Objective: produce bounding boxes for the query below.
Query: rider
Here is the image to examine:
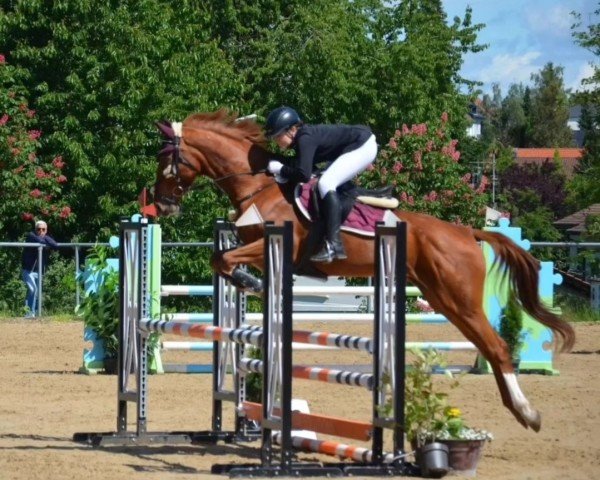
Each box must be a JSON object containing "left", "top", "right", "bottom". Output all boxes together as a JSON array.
[{"left": 264, "top": 106, "right": 378, "bottom": 263}]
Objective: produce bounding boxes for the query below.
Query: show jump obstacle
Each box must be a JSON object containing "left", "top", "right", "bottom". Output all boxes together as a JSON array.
[{"left": 74, "top": 219, "right": 417, "bottom": 477}]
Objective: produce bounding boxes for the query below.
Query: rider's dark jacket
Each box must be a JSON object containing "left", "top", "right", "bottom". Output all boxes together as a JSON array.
[{"left": 279, "top": 124, "right": 372, "bottom": 184}]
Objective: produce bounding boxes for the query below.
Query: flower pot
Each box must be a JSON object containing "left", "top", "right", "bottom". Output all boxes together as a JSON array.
[
  {"left": 436, "top": 439, "right": 484, "bottom": 477},
  {"left": 416, "top": 442, "right": 450, "bottom": 478},
  {"left": 103, "top": 355, "right": 118, "bottom": 375}
]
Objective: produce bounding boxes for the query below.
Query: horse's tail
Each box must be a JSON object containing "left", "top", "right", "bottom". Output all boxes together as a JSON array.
[{"left": 473, "top": 229, "right": 575, "bottom": 353}]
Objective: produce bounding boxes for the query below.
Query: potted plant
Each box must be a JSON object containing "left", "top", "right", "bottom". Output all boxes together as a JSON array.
[
  {"left": 77, "top": 245, "right": 159, "bottom": 373},
  {"left": 499, "top": 294, "right": 524, "bottom": 371},
  {"left": 404, "top": 349, "right": 493, "bottom": 477}
]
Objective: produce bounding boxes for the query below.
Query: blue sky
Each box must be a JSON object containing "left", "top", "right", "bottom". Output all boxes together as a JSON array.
[{"left": 442, "top": 0, "right": 597, "bottom": 95}]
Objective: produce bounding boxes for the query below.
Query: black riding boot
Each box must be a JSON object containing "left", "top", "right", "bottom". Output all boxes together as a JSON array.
[{"left": 310, "top": 191, "right": 347, "bottom": 263}]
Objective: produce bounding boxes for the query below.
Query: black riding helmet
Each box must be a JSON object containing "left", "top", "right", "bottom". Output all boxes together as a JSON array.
[{"left": 264, "top": 106, "right": 301, "bottom": 138}]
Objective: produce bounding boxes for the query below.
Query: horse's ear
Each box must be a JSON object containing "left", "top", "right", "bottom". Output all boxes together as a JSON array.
[{"left": 156, "top": 121, "right": 174, "bottom": 140}]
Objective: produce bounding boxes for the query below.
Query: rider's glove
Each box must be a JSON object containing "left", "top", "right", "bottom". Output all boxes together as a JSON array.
[{"left": 267, "top": 160, "right": 284, "bottom": 175}]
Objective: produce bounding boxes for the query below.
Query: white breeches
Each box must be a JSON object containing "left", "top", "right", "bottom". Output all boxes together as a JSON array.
[{"left": 318, "top": 134, "right": 377, "bottom": 198}]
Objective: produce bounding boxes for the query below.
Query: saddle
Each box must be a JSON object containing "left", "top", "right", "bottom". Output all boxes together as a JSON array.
[{"left": 294, "top": 178, "right": 399, "bottom": 237}]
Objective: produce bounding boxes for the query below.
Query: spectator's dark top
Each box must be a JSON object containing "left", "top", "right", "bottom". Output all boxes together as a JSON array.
[
  {"left": 21, "top": 231, "right": 59, "bottom": 271},
  {"left": 280, "top": 124, "right": 372, "bottom": 184}
]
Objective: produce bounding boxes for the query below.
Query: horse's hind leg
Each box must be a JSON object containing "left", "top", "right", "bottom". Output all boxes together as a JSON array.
[{"left": 420, "top": 286, "right": 542, "bottom": 431}]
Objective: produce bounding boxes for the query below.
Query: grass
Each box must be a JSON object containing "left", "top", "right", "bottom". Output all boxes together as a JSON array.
[{"left": 558, "top": 302, "right": 600, "bottom": 323}]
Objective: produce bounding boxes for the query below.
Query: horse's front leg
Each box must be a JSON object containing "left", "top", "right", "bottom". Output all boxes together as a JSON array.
[{"left": 211, "top": 238, "right": 265, "bottom": 293}]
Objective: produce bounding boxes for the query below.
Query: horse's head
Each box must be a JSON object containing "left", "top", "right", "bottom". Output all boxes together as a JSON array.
[
  {"left": 152, "top": 120, "right": 201, "bottom": 216},
  {"left": 151, "top": 110, "right": 275, "bottom": 216}
]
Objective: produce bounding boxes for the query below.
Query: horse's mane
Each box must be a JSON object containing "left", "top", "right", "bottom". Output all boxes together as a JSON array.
[{"left": 185, "top": 109, "right": 267, "bottom": 146}]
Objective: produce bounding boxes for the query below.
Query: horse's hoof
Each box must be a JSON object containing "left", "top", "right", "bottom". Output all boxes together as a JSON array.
[
  {"left": 526, "top": 409, "right": 541, "bottom": 432},
  {"left": 230, "top": 268, "right": 263, "bottom": 294}
]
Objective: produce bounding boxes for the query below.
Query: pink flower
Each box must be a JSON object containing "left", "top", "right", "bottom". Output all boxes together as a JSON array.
[
  {"left": 59, "top": 206, "right": 72, "bottom": 219},
  {"left": 475, "top": 175, "right": 489, "bottom": 194},
  {"left": 402, "top": 124, "right": 410, "bottom": 135},
  {"left": 414, "top": 151, "right": 423, "bottom": 171},
  {"left": 52, "top": 156, "right": 65, "bottom": 169},
  {"left": 388, "top": 138, "right": 397, "bottom": 149},
  {"left": 13, "top": 165, "right": 24, "bottom": 174},
  {"left": 28, "top": 130, "right": 41, "bottom": 140},
  {"left": 45, "top": 195, "right": 53, "bottom": 201},
  {"left": 427, "top": 190, "right": 438, "bottom": 202},
  {"left": 412, "top": 123, "right": 427, "bottom": 136},
  {"left": 407, "top": 195, "right": 414, "bottom": 206},
  {"left": 30, "top": 189, "right": 42, "bottom": 198},
  {"left": 392, "top": 162, "right": 403, "bottom": 173},
  {"left": 57, "top": 175, "right": 67, "bottom": 183},
  {"left": 26, "top": 109, "right": 35, "bottom": 118},
  {"left": 35, "top": 168, "right": 46, "bottom": 179},
  {"left": 425, "top": 140, "right": 434, "bottom": 152},
  {"left": 460, "top": 173, "right": 472, "bottom": 184},
  {"left": 21, "top": 212, "right": 33, "bottom": 221},
  {"left": 400, "top": 192, "right": 408, "bottom": 202},
  {"left": 0, "top": 114, "right": 9, "bottom": 125},
  {"left": 0, "top": 54, "right": 5, "bottom": 64},
  {"left": 366, "top": 164, "right": 375, "bottom": 171},
  {"left": 451, "top": 151, "right": 460, "bottom": 162}
]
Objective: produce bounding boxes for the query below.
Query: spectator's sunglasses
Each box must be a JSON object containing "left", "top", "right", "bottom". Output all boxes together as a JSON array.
[{"left": 36, "top": 227, "right": 47, "bottom": 232}]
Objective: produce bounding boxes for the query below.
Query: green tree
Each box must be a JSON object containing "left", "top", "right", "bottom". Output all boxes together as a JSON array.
[
  {"left": 368, "top": 0, "right": 486, "bottom": 139},
  {"left": 569, "top": 6, "right": 600, "bottom": 209},
  {"left": 0, "top": 0, "right": 242, "bottom": 241},
  {"left": 528, "top": 63, "right": 573, "bottom": 148},
  {"left": 499, "top": 84, "right": 529, "bottom": 147}
]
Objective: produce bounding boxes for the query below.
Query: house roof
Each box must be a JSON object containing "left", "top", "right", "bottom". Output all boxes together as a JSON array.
[
  {"left": 513, "top": 148, "right": 583, "bottom": 177},
  {"left": 554, "top": 203, "right": 600, "bottom": 233}
]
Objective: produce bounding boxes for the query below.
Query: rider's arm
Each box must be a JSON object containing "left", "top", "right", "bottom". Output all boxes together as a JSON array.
[{"left": 280, "top": 133, "right": 316, "bottom": 183}]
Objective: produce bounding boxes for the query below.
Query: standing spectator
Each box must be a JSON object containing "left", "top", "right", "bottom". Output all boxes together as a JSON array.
[{"left": 21, "top": 220, "right": 58, "bottom": 318}]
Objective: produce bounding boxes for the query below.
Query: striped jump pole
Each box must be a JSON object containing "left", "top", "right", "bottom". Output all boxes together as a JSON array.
[
  {"left": 162, "top": 310, "right": 448, "bottom": 324},
  {"left": 140, "top": 318, "right": 374, "bottom": 353},
  {"left": 272, "top": 433, "right": 398, "bottom": 465},
  {"left": 239, "top": 358, "right": 374, "bottom": 389}
]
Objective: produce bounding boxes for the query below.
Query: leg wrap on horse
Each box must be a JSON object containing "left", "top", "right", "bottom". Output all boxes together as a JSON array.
[{"left": 230, "top": 267, "right": 263, "bottom": 293}]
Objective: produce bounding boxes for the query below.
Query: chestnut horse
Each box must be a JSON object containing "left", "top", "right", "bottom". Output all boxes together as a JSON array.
[{"left": 150, "top": 109, "right": 574, "bottom": 432}]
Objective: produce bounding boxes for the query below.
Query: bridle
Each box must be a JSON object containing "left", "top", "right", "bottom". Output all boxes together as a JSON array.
[{"left": 155, "top": 121, "right": 276, "bottom": 208}]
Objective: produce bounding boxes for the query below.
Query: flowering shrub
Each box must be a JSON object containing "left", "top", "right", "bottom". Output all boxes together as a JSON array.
[
  {"left": 359, "top": 113, "right": 489, "bottom": 225},
  {"left": 0, "top": 54, "right": 71, "bottom": 237}
]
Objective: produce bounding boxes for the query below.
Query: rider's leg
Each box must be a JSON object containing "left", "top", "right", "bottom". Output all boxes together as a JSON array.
[
  {"left": 310, "top": 135, "right": 377, "bottom": 263},
  {"left": 310, "top": 190, "right": 346, "bottom": 262}
]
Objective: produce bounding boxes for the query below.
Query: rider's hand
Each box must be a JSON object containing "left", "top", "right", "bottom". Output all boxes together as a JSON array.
[{"left": 267, "top": 160, "right": 284, "bottom": 175}]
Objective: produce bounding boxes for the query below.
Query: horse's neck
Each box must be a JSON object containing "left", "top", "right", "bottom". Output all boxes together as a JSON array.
[{"left": 188, "top": 131, "right": 272, "bottom": 207}]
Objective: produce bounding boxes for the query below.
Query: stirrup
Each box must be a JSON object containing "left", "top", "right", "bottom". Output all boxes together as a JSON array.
[{"left": 310, "top": 242, "right": 334, "bottom": 263}]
